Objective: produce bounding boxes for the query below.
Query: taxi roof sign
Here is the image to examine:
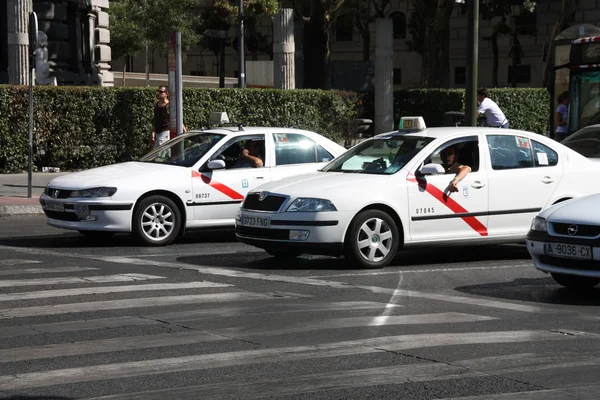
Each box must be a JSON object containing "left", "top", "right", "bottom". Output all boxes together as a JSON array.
[
  {"left": 208, "top": 111, "right": 230, "bottom": 125},
  {"left": 398, "top": 116, "right": 426, "bottom": 131}
]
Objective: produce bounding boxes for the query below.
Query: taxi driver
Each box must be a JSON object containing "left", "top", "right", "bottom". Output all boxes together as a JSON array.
[{"left": 441, "top": 145, "right": 471, "bottom": 193}]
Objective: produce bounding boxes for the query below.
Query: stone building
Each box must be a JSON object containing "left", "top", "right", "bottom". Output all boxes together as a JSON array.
[{"left": 0, "top": 0, "right": 112, "bottom": 86}]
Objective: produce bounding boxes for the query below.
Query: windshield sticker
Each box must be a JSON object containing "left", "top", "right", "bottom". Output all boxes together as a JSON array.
[
  {"left": 516, "top": 137, "right": 530, "bottom": 148},
  {"left": 242, "top": 179, "right": 249, "bottom": 188},
  {"left": 536, "top": 152, "right": 549, "bottom": 165},
  {"left": 274, "top": 134, "right": 289, "bottom": 143}
]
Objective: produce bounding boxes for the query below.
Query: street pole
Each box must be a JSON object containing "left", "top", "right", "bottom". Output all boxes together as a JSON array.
[
  {"left": 465, "top": 0, "right": 479, "bottom": 126},
  {"left": 238, "top": 0, "right": 246, "bottom": 88},
  {"left": 28, "top": 11, "right": 38, "bottom": 199}
]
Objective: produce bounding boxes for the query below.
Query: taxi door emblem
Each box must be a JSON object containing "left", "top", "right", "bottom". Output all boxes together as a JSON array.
[{"left": 462, "top": 187, "right": 469, "bottom": 197}]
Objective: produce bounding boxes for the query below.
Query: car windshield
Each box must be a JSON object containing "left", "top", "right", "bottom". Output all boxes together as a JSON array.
[
  {"left": 322, "top": 135, "right": 434, "bottom": 175},
  {"left": 561, "top": 127, "right": 600, "bottom": 158},
  {"left": 139, "top": 132, "right": 226, "bottom": 167}
]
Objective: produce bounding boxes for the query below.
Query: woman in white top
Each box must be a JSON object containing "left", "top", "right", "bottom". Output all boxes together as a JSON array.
[{"left": 554, "top": 91, "right": 569, "bottom": 142}]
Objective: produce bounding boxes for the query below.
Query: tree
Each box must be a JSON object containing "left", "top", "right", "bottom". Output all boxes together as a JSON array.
[
  {"left": 344, "top": 0, "right": 390, "bottom": 61},
  {"left": 407, "top": 0, "right": 455, "bottom": 88},
  {"left": 543, "top": 0, "right": 575, "bottom": 88},
  {"left": 109, "top": 0, "right": 145, "bottom": 85}
]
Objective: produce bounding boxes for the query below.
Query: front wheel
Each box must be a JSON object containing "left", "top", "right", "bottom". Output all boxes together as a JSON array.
[
  {"left": 551, "top": 273, "right": 600, "bottom": 289},
  {"left": 132, "top": 195, "right": 181, "bottom": 246},
  {"left": 344, "top": 209, "right": 399, "bottom": 269}
]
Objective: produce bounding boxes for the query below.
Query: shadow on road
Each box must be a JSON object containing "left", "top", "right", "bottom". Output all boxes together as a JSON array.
[
  {"left": 0, "top": 396, "right": 74, "bottom": 400},
  {"left": 455, "top": 276, "right": 600, "bottom": 306}
]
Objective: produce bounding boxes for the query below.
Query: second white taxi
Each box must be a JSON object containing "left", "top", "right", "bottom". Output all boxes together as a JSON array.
[
  {"left": 40, "top": 113, "right": 346, "bottom": 245},
  {"left": 236, "top": 117, "right": 600, "bottom": 268}
]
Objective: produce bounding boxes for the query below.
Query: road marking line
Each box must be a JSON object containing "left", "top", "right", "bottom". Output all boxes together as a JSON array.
[
  {"left": 0, "top": 330, "right": 574, "bottom": 390},
  {"left": 0, "top": 281, "right": 232, "bottom": 302},
  {"left": 0, "top": 331, "right": 227, "bottom": 363},
  {"left": 0, "top": 259, "right": 42, "bottom": 266},
  {"left": 0, "top": 266, "right": 99, "bottom": 276},
  {"left": 0, "top": 292, "right": 285, "bottom": 319},
  {"left": 0, "top": 273, "right": 164, "bottom": 288}
]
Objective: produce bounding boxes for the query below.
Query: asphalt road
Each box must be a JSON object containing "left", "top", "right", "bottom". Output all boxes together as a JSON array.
[{"left": 0, "top": 216, "right": 599, "bottom": 400}]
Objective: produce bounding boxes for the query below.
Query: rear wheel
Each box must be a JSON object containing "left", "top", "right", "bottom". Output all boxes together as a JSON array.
[
  {"left": 551, "top": 273, "right": 600, "bottom": 289},
  {"left": 344, "top": 209, "right": 399, "bottom": 269},
  {"left": 132, "top": 195, "right": 181, "bottom": 246}
]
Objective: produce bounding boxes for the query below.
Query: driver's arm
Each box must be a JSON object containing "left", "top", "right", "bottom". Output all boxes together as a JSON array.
[{"left": 242, "top": 150, "right": 263, "bottom": 167}]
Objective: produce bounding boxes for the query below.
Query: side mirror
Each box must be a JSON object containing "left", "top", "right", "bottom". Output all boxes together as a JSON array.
[
  {"left": 419, "top": 163, "right": 445, "bottom": 176},
  {"left": 207, "top": 159, "right": 226, "bottom": 170}
]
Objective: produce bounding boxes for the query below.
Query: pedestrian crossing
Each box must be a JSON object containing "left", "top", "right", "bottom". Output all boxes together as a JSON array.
[{"left": 0, "top": 259, "right": 599, "bottom": 399}]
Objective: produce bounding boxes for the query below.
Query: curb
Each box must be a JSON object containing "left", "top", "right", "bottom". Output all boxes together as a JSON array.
[{"left": 0, "top": 205, "right": 45, "bottom": 217}]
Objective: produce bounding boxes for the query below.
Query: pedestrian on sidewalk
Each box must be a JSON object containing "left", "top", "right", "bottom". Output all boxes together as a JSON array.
[
  {"left": 554, "top": 91, "right": 569, "bottom": 142},
  {"left": 150, "top": 86, "right": 187, "bottom": 149},
  {"left": 477, "top": 87, "right": 509, "bottom": 129}
]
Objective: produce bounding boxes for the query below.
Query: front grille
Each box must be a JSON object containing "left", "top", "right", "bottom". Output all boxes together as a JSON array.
[
  {"left": 236, "top": 226, "right": 289, "bottom": 240},
  {"left": 44, "top": 188, "right": 72, "bottom": 199},
  {"left": 242, "top": 193, "right": 287, "bottom": 212},
  {"left": 552, "top": 223, "right": 600, "bottom": 238},
  {"left": 539, "top": 256, "right": 600, "bottom": 271},
  {"left": 44, "top": 210, "right": 80, "bottom": 221}
]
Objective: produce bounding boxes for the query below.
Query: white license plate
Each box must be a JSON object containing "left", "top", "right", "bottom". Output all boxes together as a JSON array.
[
  {"left": 545, "top": 243, "right": 592, "bottom": 260},
  {"left": 241, "top": 215, "right": 270, "bottom": 228},
  {"left": 74, "top": 204, "right": 90, "bottom": 217},
  {"left": 45, "top": 200, "right": 64, "bottom": 212}
]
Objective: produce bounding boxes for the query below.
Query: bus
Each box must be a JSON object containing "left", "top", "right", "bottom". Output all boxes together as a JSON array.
[{"left": 566, "top": 36, "right": 600, "bottom": 133}]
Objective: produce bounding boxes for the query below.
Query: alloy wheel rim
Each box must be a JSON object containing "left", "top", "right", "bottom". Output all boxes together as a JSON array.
[
  {"left": 140, "top": 202, "right": 175, "bottom": 241},
  {"left": 356, "top": 217, "right": 393, "bottom": 262}
]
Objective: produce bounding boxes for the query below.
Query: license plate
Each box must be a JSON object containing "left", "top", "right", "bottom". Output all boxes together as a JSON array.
[
  {"left": 45, "top": 200, "right": 64, "bottom": 212},
  {"left": 74, "top": 204, "right": 90, "bottom": 217},
  {"left": 241, "top": 215, "right": 270, "bottom": 228},
  {"left": 545, "top": 243, "right": 592, "bottom": 260}
]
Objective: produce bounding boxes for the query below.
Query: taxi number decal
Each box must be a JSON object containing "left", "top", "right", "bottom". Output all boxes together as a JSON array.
[
  {"left": 195, "top": 193, "right": 210, "bottom": 199},
  {"left": 415, "top": 207, "right": 435, "bottom": 215}
]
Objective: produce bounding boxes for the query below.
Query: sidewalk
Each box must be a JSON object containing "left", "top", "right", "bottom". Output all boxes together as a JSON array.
[{"left": 0, "top": 172, "right": 67, "bottom": 217}]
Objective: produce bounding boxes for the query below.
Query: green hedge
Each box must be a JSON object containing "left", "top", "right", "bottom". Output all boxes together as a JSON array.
[
  {"left": 391, "top": 88, "right": 550, "bottom": 134},
  {"left": 0, "top": 86, "right": 361, "bottom": 173}
]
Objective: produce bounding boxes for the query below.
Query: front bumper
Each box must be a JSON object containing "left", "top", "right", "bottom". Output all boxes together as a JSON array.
[
  {"left": 526, "top": 230, "right": 600, "bottom": 278},
  {"left": 235, "top": 210, "right": 349, "bottom": 256},
  {"left": 40, "top": 194, "right": 133, "bottom": 232}
]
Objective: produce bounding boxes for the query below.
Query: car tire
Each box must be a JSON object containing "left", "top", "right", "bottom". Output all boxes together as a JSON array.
[
  {"left": 551, "top": 273, "right": 600, "bottom": 289},
  {"left": 132, "top": 195, "right": 181, "bottom": 246},
  {"left": 344, "top": 209, "right": 399, "bottom": 269},
  {"left": 78, "top": 230, "right": 115, "bottom": 239},
  {"left": 266, "top": 249, "right": 299, "bottom": 259}
]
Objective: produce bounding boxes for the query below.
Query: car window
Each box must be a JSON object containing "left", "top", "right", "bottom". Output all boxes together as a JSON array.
[
  {"left": 487, "top": 135, "right": 534, "bottom": 170},
  {"left": 424, "top": 137, "right": 480, "bottom": 173},
  {"left": 322, "top": 136, "right": 434, "bottom": 175},
  {"left": 140, "top": 132, "right": 225, "bottom": 167},
  {"left": 211, "top": 135, "right": 265, "bottom": 169},
  {"left": 273, "top": 133, "right": 333, "bottom": 165},
  {"left": 531, "top": 140, "right": 559, "bottom": 167}
]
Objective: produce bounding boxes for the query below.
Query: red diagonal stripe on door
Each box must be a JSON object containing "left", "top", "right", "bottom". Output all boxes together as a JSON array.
[
  {"left": 407, "top": 174, "right": 488, "bottom": 236},
  {"left": 192, "top": 171, "right": 244, "bottom": 200}
]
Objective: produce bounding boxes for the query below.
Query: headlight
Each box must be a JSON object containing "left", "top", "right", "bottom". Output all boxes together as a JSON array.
[
  {"left": 286, "top": 198, "right": 337, "bottom": 212},
  {"left": 530, "top": 216, "right": 547, "bottom": 232},
  {"left": 69, "top": 187, "right": 117, "bottom": 198}
]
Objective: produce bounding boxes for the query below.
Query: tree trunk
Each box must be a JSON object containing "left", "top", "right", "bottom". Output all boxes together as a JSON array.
[
  {"left": 123, "top": 56, "right": 127, "bottom": 86},
  {"left": 491, "top": 33, "right": 499, "bottom": 87},
  {"left": 303, "top": 0, "right": 333, "bottom": 89},
  {"left": 423, "top": 0, "right": 454, "bottom": 88},
  {"left": 543, "top": 0, "right": 575, "bottom": 88}
]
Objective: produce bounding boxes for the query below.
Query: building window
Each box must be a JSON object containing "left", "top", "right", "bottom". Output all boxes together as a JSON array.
[
  {"left": 454, "top": 66, "right": 466, "bottom": 85},
  {"left": 391, "top": 12, "right": 406, "bottom": 39},
  {"left": 393, "top": 68, "right": 401, "bottom": 85},
  {"left": 508, "top": 64, "right": 531, "bottom": 84},
  {"left": 335, "top": 15, "right": 353, "bottom": 42}
]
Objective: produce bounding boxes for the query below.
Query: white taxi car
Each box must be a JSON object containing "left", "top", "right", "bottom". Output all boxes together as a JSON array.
[
  {"left": 236, "top": 117, "right": 600, "bottom": 269},
  {"left": 527, "top": 194, "right": 600, "bottom": 289},
  {"left": 40, "top": 113, "right": 346, "bottom": 245}
]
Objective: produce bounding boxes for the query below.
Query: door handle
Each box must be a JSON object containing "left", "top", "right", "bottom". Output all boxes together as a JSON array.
[
  {"left": 541, "top": 176, "right": 554, "bottom": 184},
  {"left": 255, "top": 176, "right": 265, "bottom": 180},
  {"left": 471, "top": 181, "right": 485, "bottom": 189}
]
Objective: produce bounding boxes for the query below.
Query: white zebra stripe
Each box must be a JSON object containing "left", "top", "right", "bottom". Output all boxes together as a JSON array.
[
  {"left": 0, "top": 266, "right": 99, "bottom": 276},
  {"left": 0, "top": 273, "right": 164, "bottom": 288}
]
